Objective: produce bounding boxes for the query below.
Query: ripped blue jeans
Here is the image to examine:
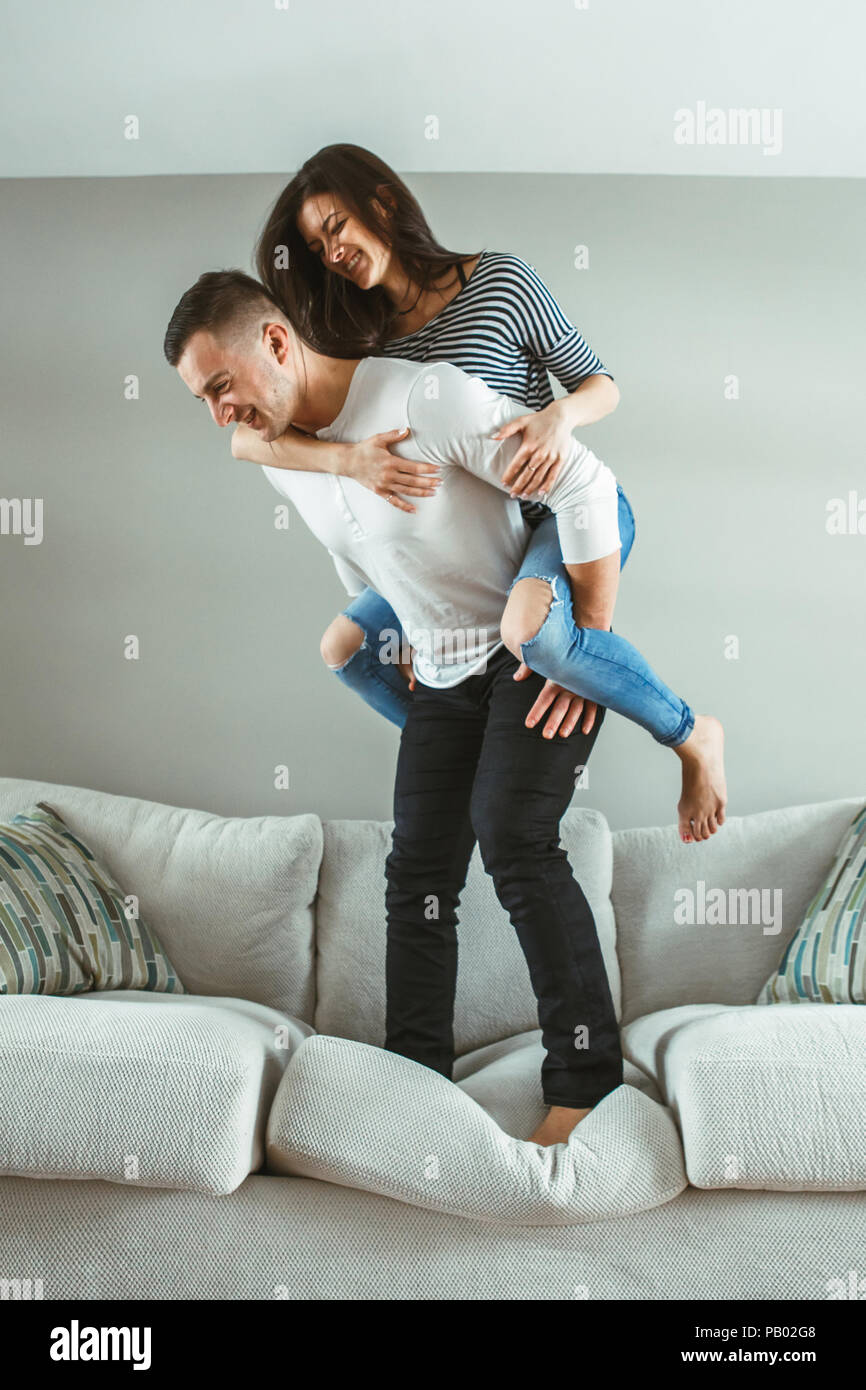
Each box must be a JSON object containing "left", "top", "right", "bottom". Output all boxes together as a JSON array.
[{"left": 330, "top": 484, "right": 694, "bottom": 745}]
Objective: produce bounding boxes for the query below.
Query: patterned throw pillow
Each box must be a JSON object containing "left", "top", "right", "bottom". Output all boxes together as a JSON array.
[
  {"left": 757, "top": 804, "right": 866, "bottom": 1004},
  {"left": 0, "top": 801, "right": 185, "bottom": 996}
]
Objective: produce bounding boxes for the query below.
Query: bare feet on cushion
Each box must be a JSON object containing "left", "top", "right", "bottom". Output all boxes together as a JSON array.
[
  {"left": 528, "top": 1105, "right": 594, "bottom": 1147},
  {"left": 674, "top": 714, "right": 727, "bottom": 843}
]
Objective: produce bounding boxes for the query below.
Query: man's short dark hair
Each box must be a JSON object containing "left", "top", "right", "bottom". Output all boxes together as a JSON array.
[{"left": 163, "top": 269, "right": 288, "bottom": 366}]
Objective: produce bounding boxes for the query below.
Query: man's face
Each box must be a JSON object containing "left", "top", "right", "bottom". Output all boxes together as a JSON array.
[{"left": 177, "top": 325, "right": 297, "bottom": 443}]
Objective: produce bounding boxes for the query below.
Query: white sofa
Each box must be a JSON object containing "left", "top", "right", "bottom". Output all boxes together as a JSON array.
[{"left": 1, "top": 775, "right": 863, "bottom": 1300}]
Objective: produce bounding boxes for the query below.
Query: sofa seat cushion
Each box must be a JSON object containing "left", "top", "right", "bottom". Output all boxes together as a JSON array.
[
  {"left": 314, "top": 807, "right": 620, "bottom": 1057},
  {"left": 266, "top": 1034, "right": 686, "bottom": 1225},
  {"left": 0, "top": 992, "right": 314, "bottom": 1195},
  {"left": 452, "top": 1028, "right": 667, "bottom": 1138},
  {"left": 622, "top": 1002, "right": 866, "bottom": 1191}
]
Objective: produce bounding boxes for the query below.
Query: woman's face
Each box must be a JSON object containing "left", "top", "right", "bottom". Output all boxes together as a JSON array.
[{"left": 296, "top": 193, "right": 392, "bottom": 290}]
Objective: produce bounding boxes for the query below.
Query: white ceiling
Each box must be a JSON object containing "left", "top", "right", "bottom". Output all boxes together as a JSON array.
[{"left": 2, "top": 0, "right": 863, "bottom": 179}]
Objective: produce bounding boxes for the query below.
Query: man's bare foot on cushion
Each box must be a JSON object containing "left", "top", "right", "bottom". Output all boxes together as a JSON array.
[
  {"left": 674, "top": 714, "right": 727, "bottom": 843},
  {"left": 528, "top": 1104, "right": 593, "bottom": 1147}
]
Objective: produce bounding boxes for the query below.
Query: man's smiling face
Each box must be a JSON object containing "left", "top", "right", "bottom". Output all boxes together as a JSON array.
[{"left": 177, "top": 324, "right": 298, "bottom": 443}]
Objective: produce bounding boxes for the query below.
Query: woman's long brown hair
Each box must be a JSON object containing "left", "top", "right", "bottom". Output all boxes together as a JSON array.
[{"left": 254, "top": 143, "right": 478, "bottom": 357}]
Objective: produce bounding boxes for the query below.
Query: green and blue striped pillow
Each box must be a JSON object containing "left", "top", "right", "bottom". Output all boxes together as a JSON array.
[
  {"left": 0, "top": 801, "right": 185, "bottom": 996},
  {"left": 758, "top": 804, "right": 866, "bottom": 1004}
]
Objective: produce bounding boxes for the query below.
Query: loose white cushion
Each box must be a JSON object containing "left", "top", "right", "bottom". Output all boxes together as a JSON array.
[
  {"left": 0, "top": 991, "right": 314, "bottom": 1194},
  {"left": 266, "top": 1034, "right": 686, "bottom": 1225},
  {"left": 452, "top": 1028, "right": 666, "bottom": 1144},
  {"left": 622, "top": 1002, "right": 866, "bottom": 1190},
  {"left": 314, "top": 807, "right": 620, "bottom": 1055},
  {"left": 611, "top": 797, "right": 864, "bottom": 1025},
  {"left": 0, "top": 778, "right": 322, "bottom": 1019}
]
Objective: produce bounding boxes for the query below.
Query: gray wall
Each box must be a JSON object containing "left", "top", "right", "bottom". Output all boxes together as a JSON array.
[
  {"left": 3, "top": 0, "right": 865, "bottom": 178},
  {"left": 1, "top": 171, "right": 864, "bottom": 824}
]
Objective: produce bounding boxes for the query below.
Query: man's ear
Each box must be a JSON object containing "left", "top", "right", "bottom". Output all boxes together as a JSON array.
[{"left": 264, "top": 320, "right": 291, "bottom": 363}]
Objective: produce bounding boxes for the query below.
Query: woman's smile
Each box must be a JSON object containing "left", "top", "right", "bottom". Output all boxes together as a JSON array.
[{"left": 341, "top": 249, "right": 363, "bottom": 277}]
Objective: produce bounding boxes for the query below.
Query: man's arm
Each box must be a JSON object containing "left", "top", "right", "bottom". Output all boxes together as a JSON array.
[
  {"left": 407, "top": 363, "right": 621, "bottom": 738},
  {"left": 406, "top": 363, "right": 622, "bottom": 585}
]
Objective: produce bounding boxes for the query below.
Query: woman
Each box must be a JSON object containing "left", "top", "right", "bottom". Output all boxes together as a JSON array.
[{"left": 235, "top": 144, "right": 725, "bottom": 843}]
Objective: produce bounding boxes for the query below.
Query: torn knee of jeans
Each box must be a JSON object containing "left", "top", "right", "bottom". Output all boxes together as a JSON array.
[
  {"left": 507, "top": 576, "right": 560, "bottom": 652},
  {"left": 325, "top": 642, "right": 367, "bottom": 673},
  {"left": 518, "top": 573, "right": 566, "bottom": 606},
  {"left": 320, "top": 607, "right": 372, "bottom": 669}
]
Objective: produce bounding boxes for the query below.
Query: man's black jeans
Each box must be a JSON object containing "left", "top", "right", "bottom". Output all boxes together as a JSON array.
[{"left": 384, "top": 645, "right": 623, "bottom": 1109}]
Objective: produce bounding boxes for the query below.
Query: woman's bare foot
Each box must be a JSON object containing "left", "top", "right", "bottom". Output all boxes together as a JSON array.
[
  {"left": 528, "top": 1104, "right": 593, "bottom": 1147},
  {"left": 674, "top": 714, "right": 727, "bottom": 843}
]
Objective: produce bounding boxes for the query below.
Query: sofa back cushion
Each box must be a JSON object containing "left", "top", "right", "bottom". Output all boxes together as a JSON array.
[
  {"left": 1, "top": 802, "right": 185, "bottom": 996},
  {"left": 0, "top": 779, "right": 321, "bottom": 1022},
  {"left": 611, "top": 797, "right": 865, "bottom": 1025},
  {"left": 313, "top": 807, "right": 619, "bottom": 1055},
  {"left": 757, "top": 803, "right": 866, "bottom": 1004}
]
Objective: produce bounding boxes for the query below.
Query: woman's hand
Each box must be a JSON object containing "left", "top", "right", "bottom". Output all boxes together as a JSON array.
[
  {"left": 230, "top": 423, "right": 441, "bottom": 515},
  {"left": 495, "top": 399, "right": 576, "bottom": 499},
  {"left": 344, "top": 429, "right": 442, "bottom": 514}
]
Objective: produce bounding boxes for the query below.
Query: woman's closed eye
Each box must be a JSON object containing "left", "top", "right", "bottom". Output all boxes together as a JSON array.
[{"left": 312, "top": 219, "right": 347, "bottom": 259}]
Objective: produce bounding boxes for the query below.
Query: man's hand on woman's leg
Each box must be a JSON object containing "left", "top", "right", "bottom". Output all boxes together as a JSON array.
[{"left": 512, "top": 665, "right": 599, "bottom": 738}]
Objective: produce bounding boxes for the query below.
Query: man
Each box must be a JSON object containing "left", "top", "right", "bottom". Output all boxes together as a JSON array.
[{"left": 164, "top": 269, "right": 623, "bottom": 1146}]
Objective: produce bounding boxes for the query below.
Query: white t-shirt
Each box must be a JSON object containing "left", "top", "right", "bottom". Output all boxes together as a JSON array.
[{"left": 262, "top": 356, "right": 620, "bottom": 689}]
